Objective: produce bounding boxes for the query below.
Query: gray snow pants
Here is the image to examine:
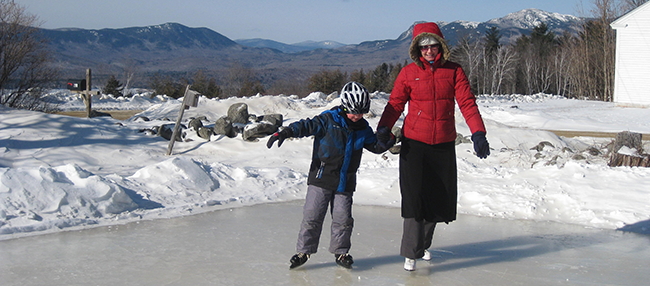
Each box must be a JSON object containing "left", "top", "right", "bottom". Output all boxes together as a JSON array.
[
  {"left": 296, "top": 185, "right": 354, "bottom": 255},
  {"left": 400, "top": 218, "right": 437, "bottom": 259}
]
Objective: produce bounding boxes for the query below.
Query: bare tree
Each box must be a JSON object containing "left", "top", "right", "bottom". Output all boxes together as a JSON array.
[
  {"left": 121, "top": 57, "right": 139, "bottom": 94},
  {"left": 622, "top": 0, "right": 648, "bottom": 11},
  {"left": 451, "top": 35, "right": 483, "bottom": 94},
  {"left": 491, "top": 45, "right": 517, "bottom": 95},
  {"left": 224, "top": 62, "right": 265, "bottom": 97},
  {"left": 0, "top": 0, "right": 57, "bottom": 110},
  {"left": 592, "top": 0, "right": 619, "bottom": 101}
]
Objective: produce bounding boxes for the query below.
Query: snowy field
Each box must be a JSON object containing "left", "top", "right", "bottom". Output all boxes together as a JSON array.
[{"left": 1, "top": 90, "right": 649, "bottom": 240}]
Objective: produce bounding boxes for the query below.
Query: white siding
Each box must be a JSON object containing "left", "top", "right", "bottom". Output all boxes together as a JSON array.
[{"left": 611, "top": 3, "right": 650, "bottom": 107}]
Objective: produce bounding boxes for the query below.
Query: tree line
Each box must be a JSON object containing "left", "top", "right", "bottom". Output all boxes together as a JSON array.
[{"left": 451, "top": 0, "right": 646, "bottom": 100}]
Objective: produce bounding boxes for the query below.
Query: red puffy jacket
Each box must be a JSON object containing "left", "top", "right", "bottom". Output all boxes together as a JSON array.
[{"left": 378, "top": 59, "right": 486, "bottom": 145}]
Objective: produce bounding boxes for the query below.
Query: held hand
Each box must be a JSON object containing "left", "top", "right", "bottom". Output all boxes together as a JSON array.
[
  {"left": 376, "top": 126, "right": 395, "bottom": 151},
  {"left": 471, "top": 131, "right": 490, "bottom": 159},
  {"left": 377, "top": 126, "right": 393, "bottom": 143},
  {"left": 266, "top": 128, "right": 293, "bottom": 149},
  {"left": 377, "top": 137, "right": 396, "bottom": 151}
]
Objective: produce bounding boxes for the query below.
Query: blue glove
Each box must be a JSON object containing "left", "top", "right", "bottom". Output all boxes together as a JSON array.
[
  {"left": 471, "top": 131, "right": 490, "bottom": 159},
  {"left": 266, "top": 128, "right": 293, "bottom": 148}
]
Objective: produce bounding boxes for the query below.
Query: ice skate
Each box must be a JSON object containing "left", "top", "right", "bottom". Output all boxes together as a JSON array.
[
  {"left": 289, "top": 253, "right": 309, "bottom": 269},
  {"left": 335, "top": 253, "right": 354, "bottom": 269}
]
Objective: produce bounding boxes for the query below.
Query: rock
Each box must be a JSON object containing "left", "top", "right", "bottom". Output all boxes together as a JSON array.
[
  {"left": 391, "top": 126, "right": 403, "bottom": 144},
  {"left": 261, "top": 114, "right": 284, "bottom": 128},
  {"left": 214, "top": 116, "right": 236, "bottom": 138},
  {"left": 189, "top": 116, "right": 207, "bottom": 130},
  {"left": 531, "top": 141, "right": 554, "bottom": 152},
  {"left": 455, "top": 132, "right": 471, "bottom": 145},
  {"left": 228, "top": 103, "right": 249, "bottom": 124},
  {"left": 242, "top": 121, "right": 277, "bottom": 141},
  {"left": 158, "top": 123, "right": 185, "bottom": 141},
  {"left": 587, "top": 146, "right": 601, "bottom": 156},
  {"left": 197, "top": 126, "right": 214, "bottom": 140},
  {"left": 326, "top": 91, "right": 339, "bottom": 101},
  {"left": 572, "top": 154, "right": 586, "bottom": 160}
]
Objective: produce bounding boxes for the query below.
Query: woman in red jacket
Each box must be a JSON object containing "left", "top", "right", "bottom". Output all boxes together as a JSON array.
[{"left": 376, "top": 22, "right": 490, "bottom": 271}]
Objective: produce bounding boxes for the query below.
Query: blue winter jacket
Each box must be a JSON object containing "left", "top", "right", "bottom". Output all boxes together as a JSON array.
[{"left": 287, "top": 106, "right": 389, "bottom": 193}]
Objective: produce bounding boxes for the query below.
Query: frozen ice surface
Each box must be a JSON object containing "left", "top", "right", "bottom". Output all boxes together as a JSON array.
[{"left": 1, "top": 201, "right": 648, "bottom": 285}]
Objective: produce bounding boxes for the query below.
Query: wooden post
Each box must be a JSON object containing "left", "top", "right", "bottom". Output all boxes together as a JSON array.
[
  {"left": 80, "top": 68, "right": 93, "bottom": 118},
  {"left": 166, "top": 85, "right": 191, "bottom": 156}
]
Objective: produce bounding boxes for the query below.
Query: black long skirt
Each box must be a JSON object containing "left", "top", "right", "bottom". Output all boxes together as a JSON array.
[{"left": 399, "top": 138, "right": 457, "bottom": 223}]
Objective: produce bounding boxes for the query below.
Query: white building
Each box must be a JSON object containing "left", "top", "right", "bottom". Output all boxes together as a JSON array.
[{"left": 610, "top": 2, "right": 650, "bottom": 107}]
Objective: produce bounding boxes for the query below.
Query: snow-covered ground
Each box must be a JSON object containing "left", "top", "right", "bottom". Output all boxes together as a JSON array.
[{"left": 1, "top": 90, "right": 649, "bottom": 240}]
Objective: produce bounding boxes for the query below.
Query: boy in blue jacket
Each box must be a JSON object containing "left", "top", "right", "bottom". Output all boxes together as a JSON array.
[{"left": 267, "top": 81, "right": 394, "bottom": 269}]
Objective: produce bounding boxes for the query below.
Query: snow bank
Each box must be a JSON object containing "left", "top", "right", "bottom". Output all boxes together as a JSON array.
[{"left": 1, "top": 90, "right": 649, "bottom": 239}]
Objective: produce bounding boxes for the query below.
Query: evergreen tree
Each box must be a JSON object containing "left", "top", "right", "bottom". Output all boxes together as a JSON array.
[
  {"left": 104, "top": 75, "right": 124, "bottom": 97},
  {"left": 484, "top": 26, "right": 502, "bottom": 56},
  {"left": 307, "top": 69, "right": 347, "bottom": 94},
  {"left": 349, "top": 69, "right": 366, "bottom": 86},
  {"left": 530, "top": 23, "right": 556, "bottom": 58},
  {"left": 386, "top": 62, "right": 404, "bottom": 93},
  {"left": 365, "top": 63, "right": 390, "bottom": 92},
  {"left": 190, "top": 70, "right": 221, "bottom": 98}
]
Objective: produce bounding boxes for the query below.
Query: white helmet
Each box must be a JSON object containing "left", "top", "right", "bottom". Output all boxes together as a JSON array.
[{"left": 340, "top": 81, "right": 370, "bottom": 114}]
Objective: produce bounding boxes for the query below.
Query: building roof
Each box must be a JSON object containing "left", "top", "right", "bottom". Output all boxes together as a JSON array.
[{"left": 611, "top": 1, "right": 650, "bottom": 29}]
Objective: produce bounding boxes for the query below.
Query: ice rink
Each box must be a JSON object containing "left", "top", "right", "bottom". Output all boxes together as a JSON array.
[{"left": 1, "top": 201, "right": 648, "bottom": 285}]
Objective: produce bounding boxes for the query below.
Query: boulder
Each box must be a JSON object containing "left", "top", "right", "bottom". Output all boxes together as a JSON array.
[
  {"left": 214, "top": 116, "right": 236, "bottom": 138},
  {"left": 228, "top": 103, "right": 249, "bottom": 124},
  {"left": 189, "top": 116, "right": 207, "bottom": 130},
  {"left": 242, "top": 121, "right": 277, "bottom": 141},
  {"left": 455, "top": 133, "right": 471, "bottom": 145},
  {"left": 158, "top": 123, "right": 185, "bottom": 141},
  {"left": 261, "top": 114, "right": 284, "bottom": 128},
  {"left": 197, "top": 126, "right": 214, "bottom": 140}
]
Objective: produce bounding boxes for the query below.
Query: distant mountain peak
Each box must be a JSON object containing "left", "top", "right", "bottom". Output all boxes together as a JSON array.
[
  {"left": 235, "top": 39, "right": 345, "bottom": 53},
  {"left": 487, "top": 8, "right": 581, "bottom": 30}
]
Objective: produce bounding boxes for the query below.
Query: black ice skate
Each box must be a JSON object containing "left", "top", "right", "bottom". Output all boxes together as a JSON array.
[
  {"left": 335, "top": 253, "right": 354, "bottom": 269},
  {"left": 289, "top": 253, "right": 310, "bottom": 269}
]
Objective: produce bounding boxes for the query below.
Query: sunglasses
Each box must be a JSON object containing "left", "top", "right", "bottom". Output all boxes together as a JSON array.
[{"left": 419, "top": 45, "right": 440, "bottom": 51}]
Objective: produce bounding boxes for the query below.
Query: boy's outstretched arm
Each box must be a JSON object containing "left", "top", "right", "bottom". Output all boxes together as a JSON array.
[{"left": 266, "top": 128, "right": 294, "bottom": 148}]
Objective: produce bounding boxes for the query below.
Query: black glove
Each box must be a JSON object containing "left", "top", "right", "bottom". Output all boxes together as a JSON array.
[
  {"left": 376, "top": 126, "right": 395, "bottom": 151},
  {"left": 266, "top": 128, "right": 293, "bottom": 148},
  {"left": 471, "top": 131, "right": 490, "bottom": 159},
  {"left": 377, "top": 126, "right": 393, "bottom": 143}
]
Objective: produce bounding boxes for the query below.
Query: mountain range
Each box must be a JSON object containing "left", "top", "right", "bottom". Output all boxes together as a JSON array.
[{"left": 41, "top": 9, "right": 583, "bottom": 86}]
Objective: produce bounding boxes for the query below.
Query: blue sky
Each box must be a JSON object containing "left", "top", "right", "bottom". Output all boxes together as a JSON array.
[{"left": 16, "top": 0, "right": 586, "bottom": 44}]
